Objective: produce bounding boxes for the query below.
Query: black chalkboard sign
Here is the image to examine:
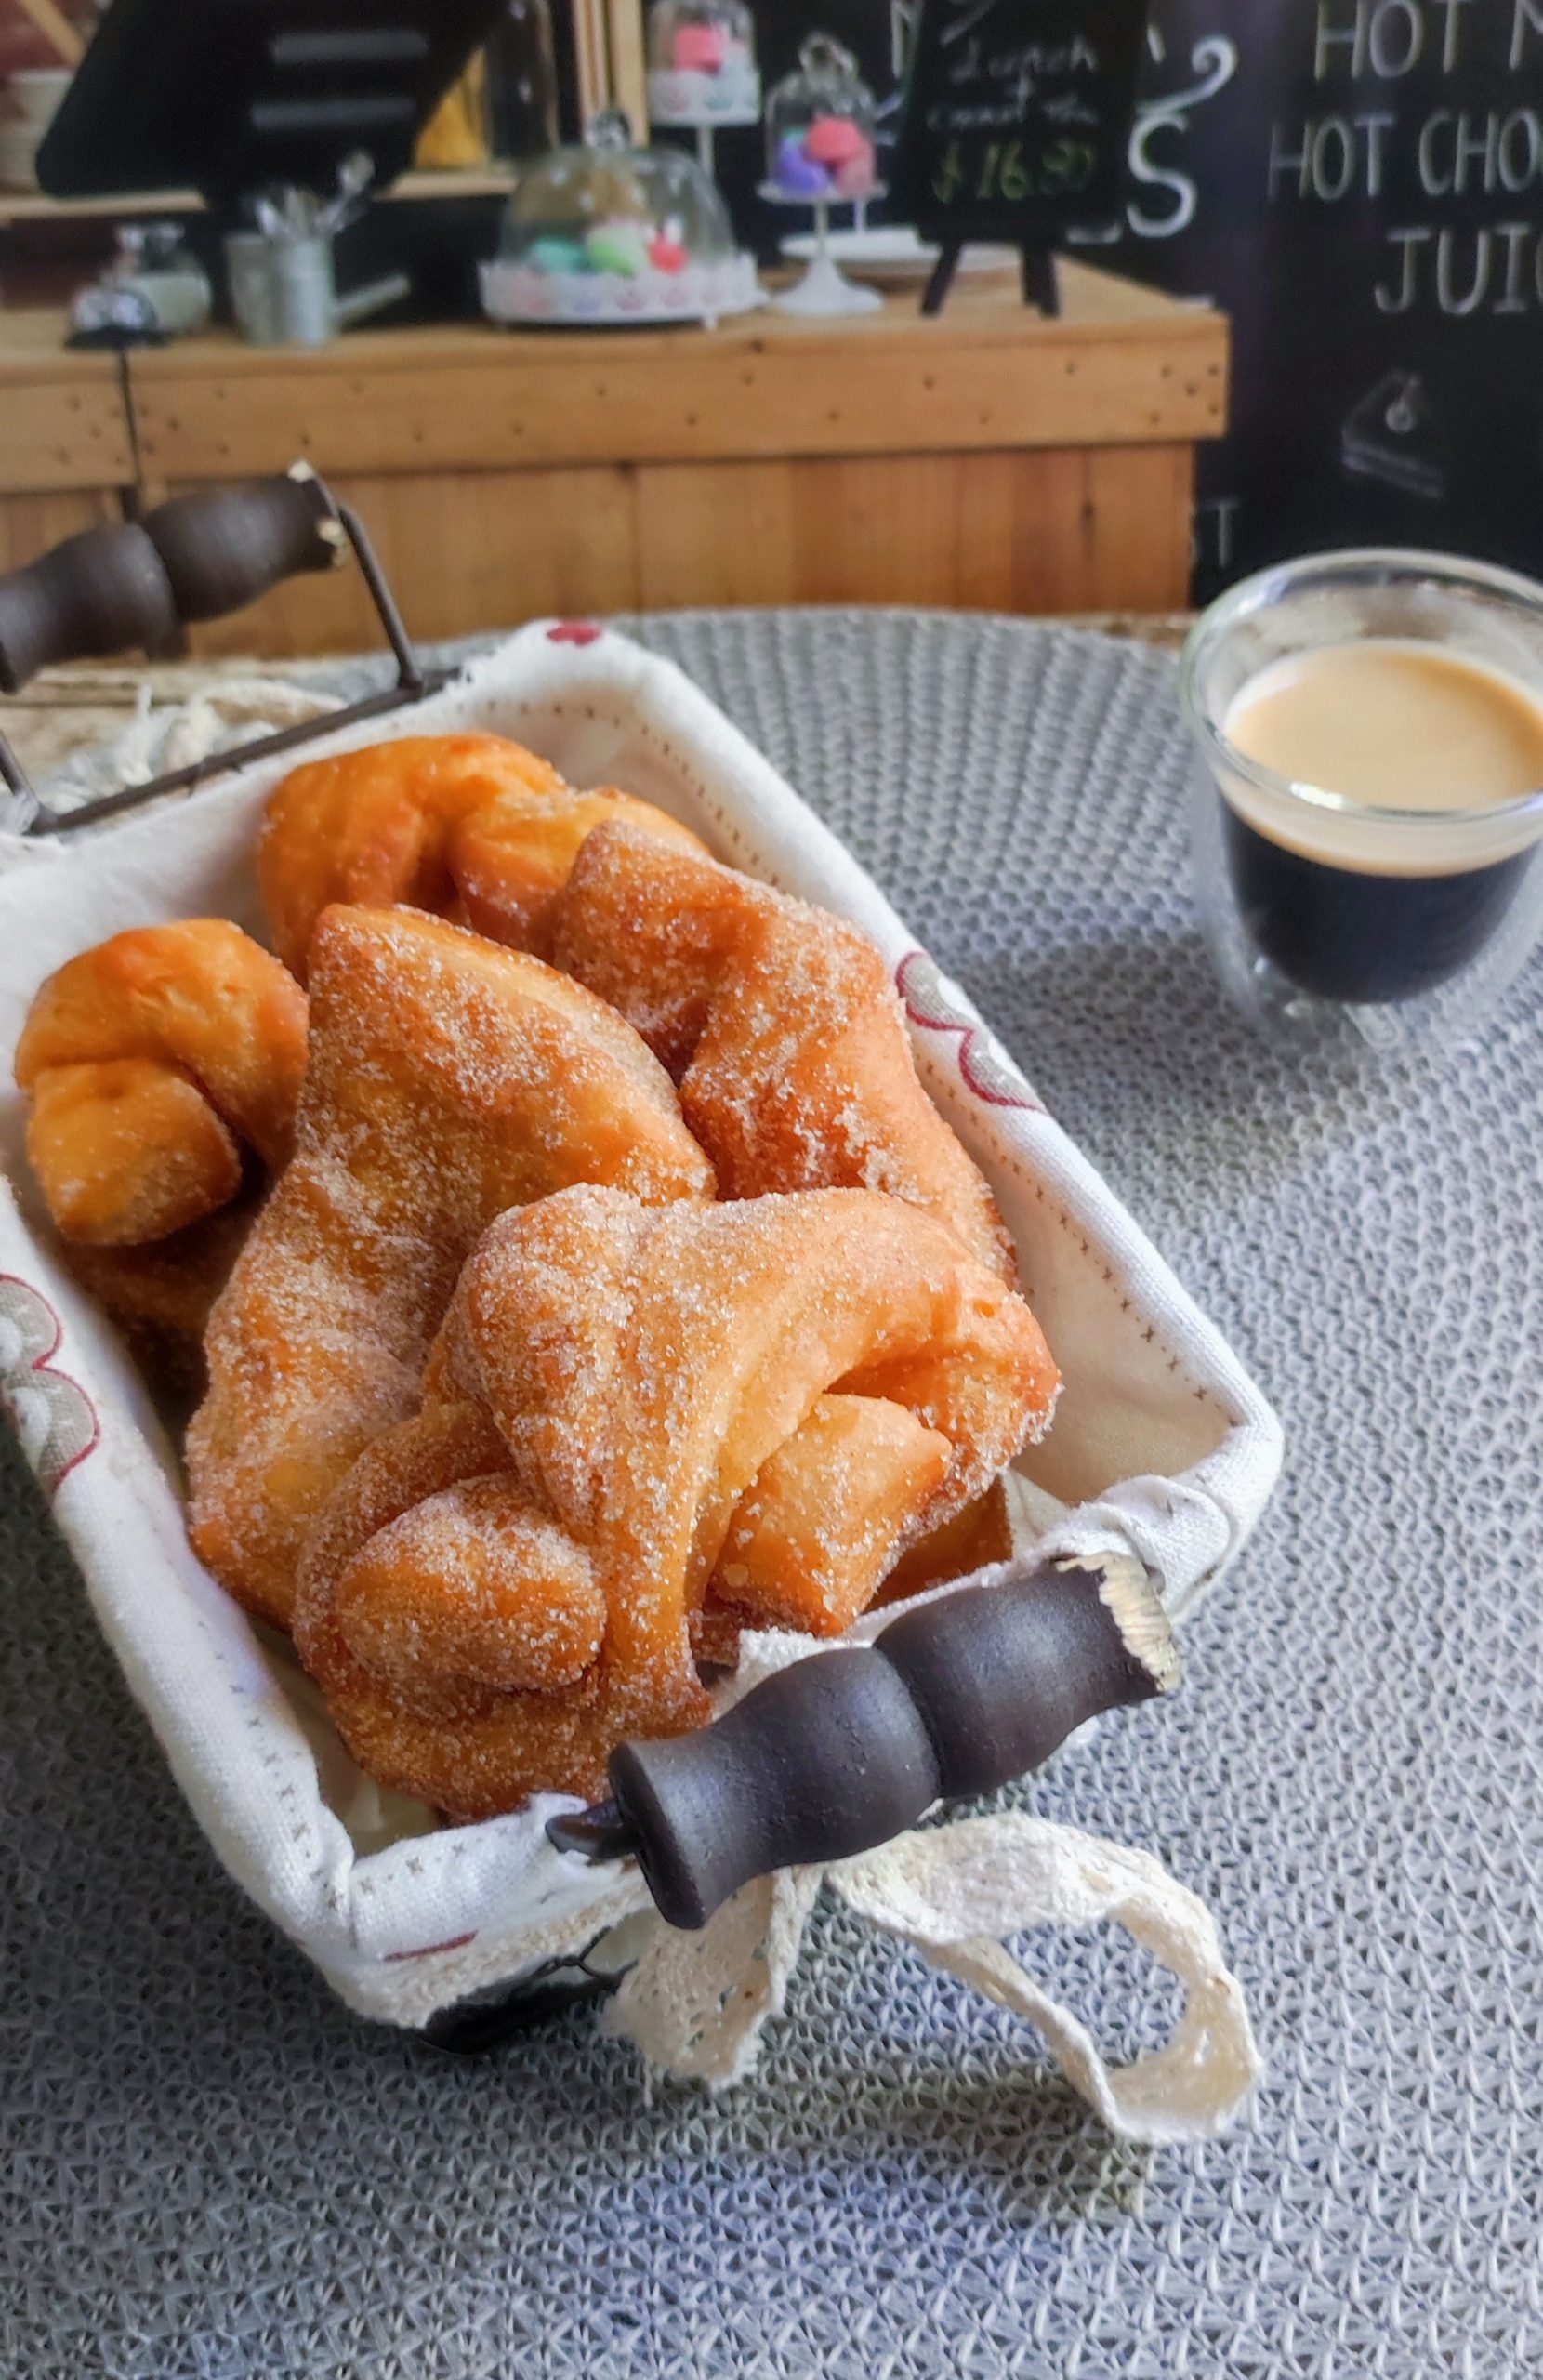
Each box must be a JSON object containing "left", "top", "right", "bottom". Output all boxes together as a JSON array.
[
  {"left": 890, "top": 0, "right": 1150, "bottom": 311},
  {"left": 1089, "top": 0, "right": 1543, "bottom": 603}
]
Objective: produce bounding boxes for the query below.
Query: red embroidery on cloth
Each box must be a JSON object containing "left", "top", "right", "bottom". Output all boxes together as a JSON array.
[
  {"left": 383, "top": 1932, "right": 478, "bottom": 1963},
  {"left": 0, "top": 1275, "right": 99, "bottom": 1497},
  {"left": 895, "top": 951, "right": 1044, "bottom": 1114}
]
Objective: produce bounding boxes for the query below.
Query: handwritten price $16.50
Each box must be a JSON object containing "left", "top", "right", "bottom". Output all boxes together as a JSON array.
[{"left": 930, "top": 137, "right": 1097, "bottom": 207}]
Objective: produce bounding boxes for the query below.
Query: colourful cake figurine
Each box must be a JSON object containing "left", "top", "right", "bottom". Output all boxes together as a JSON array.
[{"left": 647, "top": 1, "right": 760, "bottom": 128}]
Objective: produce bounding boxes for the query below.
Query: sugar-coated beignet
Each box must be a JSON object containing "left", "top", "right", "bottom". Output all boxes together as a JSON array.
[
  {"left": 452, "top": 782, "right": 708, "bottom": 955},
  {"left": 259, "top": 733, "right": 707, "bottom": 976},
  {"left": 15, "top": 920, "right": 307, "bottom": 1246},
  {"left": 61, "top": 1200, "right": 256, "bottom": 1403},
  {"left": 295, "top": 1184, "right": 1059, "bottom": 1818},
  {"left": 875, "top": 1476, "right": 1015, "bottom": 1606},
  {"left": 187, "top": 906, "right": 713, "bottom": 1630},
  {"left": 710, "top": 1394, "right": 951, "bottom": 1636},
  {"left": 549, "top": 823, "right": 1017, "bottom": 1283}
]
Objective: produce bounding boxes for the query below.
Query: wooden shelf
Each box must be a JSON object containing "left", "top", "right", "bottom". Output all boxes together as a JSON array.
[
  {"left": 124, "top": 265, "right": 1226, "bottom": 478},
  {"left": 0, "top": 168, "right": 518, "bottom": 231},
  {"left": 0, "top": 263, "right": 1229, "bottom": 651}
]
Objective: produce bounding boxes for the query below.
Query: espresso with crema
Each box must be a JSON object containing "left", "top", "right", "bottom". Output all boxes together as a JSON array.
[{"left": 1220, "top": 640, "right": 1543, "bottom": 1001}]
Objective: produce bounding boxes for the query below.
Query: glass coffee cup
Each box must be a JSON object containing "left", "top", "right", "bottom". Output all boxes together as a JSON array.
[{"left": 1181, "top": 549, "right": 1543, "bottom": 1049}]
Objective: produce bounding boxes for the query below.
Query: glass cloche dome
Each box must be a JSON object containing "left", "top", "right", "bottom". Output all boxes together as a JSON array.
[
  {"left": 764, "top": 35, "right": 877, "bottom": 202},
  {"left": 647, "top": 0, "right": 760, "bottom": 127},
  {"left": 480, "top": 112, "right": 759, "bottom": 325}
]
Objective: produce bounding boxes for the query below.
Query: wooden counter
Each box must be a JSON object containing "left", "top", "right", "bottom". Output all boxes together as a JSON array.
[{"left": 0, "top": 263, "right": 1227, "bottom": 655}]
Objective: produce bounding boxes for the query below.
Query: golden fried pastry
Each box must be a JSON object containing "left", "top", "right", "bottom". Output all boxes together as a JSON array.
[
  {"left": 874, "top": 1476, "right": 1015, "bottom": 1606},
  {"left": 452, "top": 781, "right": 708, "bottom": 955},
  {"left": 294, "top": 1184, "right": 1059, "bottom": 1818},
  {"left": 549, "top": 824, "right": 1017, "bottom": 1283},
  {"left": 258, "top": 733, "right": 707, "bottom": 977},
  {"left": 187, "top": 906, "right": 713, "bottom": 1631},
  {"left": 60, "top": 1201, "right": 256, "bottom": 1406},
  {"left": 709, "top": 1394, "right": 952, "bottom": 1636},
  {"left": 15, "top": 920, "right": 307, "bottom": 1247}
]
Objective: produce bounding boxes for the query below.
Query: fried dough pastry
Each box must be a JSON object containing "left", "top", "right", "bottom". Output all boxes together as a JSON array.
[
  {"left": 187, "top": 906, "right": 713, "bottom": 1630},
  {"left": 549, "top": 824, "right": 1017, "bottom": 1283},
  {"left": 874, "top": 1477, "right": 1015, "bottom": 1607},
  {"left": 709, "top": 1394, "right": 951, "bottom": 1636},
  {"left": 15, "top": 920, "right": 307, "bottom": 1247},
  {"left": 62, "top": 1201, "right": 256, "bottom": 1405},
  {"left": 294, "top": 1184, "right": 1059, "bottom": 1818},
  {"left": 258, "top": 733, "right": 707, "bottom": 977}
]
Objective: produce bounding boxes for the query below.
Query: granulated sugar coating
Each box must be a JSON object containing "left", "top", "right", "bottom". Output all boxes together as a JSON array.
[
  {"left": 293, "top": 1184, "right": 1059, "bottom": 1819},
  {"left": 186, "top": 906, "right": 712, "bottom": 1632},
  {"left": 551, "top": 823, "right": 1018, "bottom": 1283},
  {"left": 258, "top": 731, "right": 708, "bottom": 974}
]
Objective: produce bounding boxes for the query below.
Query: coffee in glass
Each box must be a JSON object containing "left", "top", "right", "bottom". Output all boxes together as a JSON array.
[{"left": 1182, "top": 551, "right": 1543, "bottom": 1047}]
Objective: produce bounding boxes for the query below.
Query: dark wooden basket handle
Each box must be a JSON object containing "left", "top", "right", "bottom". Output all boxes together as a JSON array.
[
  {"left": 0, "top": 472, "right": 341, "bottom": 694},
  {"left": 549, "top": 1554, "right": 1180, "bottom": 1930}
]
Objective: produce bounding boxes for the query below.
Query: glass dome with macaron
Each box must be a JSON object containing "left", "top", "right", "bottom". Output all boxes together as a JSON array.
[
  {"left": 646, "top": 0, "right": 760, "bottom": 128},
  {"left": 759, "top": 36, "right": 885, "bottom": 318},
  {"left": 480, "top": 112, "right": 760, "bottom": 327},
  {"left": 764, "top": 33, "right": 878, "bottom": 205}
]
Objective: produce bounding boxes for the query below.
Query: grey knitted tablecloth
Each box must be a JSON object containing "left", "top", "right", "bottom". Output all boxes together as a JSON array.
[{"left": 5, "top": 610, "right": 1541, "bottom": 2379}]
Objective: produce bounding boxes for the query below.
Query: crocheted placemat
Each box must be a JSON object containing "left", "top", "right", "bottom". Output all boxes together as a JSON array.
[{"left": 4, "top": 609, "right": 1538, "bottom": 2378}]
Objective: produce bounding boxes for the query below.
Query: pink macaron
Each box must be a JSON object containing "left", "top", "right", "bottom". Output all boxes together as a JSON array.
[
  {"left": 835, "top": 146, "right": 877, "bottom": 197},
  {"left": 802, "top": 114, "right": 868, "bottom": 167},
  {"left": 673, "top": 22, "right": 728, "bottom": 72}
]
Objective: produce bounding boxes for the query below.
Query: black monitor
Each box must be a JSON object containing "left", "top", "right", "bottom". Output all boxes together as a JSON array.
[{"left": 37, "top": 0, "right": 503, "bottom": 217}]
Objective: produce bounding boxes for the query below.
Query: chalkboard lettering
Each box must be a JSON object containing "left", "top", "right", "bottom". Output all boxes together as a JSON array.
[
  {"left": 1515, "top": 0, "right": 1543, "bottom": 66},
  {"left": 890, "top": 0, "right": 1149, "bottom": 306}
]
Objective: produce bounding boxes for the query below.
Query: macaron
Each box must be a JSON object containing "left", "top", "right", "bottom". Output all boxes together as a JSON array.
[
  {"left": 526, "top": 235, "right": 587, "bottom": 275},
  {"left": 648, "top": 232, "right": 690, "bottom": 273},
  {"left": 835, "top": 143, "right": 877, "bottom": 198},
  {"left": 586, "top": 221, "right": 650, "bottom": 276},
  {"left": 774, "top": 135, "right": 832, "bottom": 196},
  {"left": 802, "top": 114, "right": 868, "bottom": 167},
  {"left": 673, "top": 22, "right": 728, "bottom": 72}
]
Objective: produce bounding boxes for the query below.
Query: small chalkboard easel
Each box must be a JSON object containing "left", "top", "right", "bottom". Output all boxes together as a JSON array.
[
  {"left": 921, "top": 241, "right": 1059, "bottom": 319},
  {"left": 890, "top": 0, "right": 1147, "bottom": 321}
]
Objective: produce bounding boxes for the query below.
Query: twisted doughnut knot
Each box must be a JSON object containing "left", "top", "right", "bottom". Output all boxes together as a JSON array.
[
  {"left": 187, "top": 906, "right": 713, "bottom": 1630},
  {"left": 258, "top": 733, "right": 709, "bottom": 978},
  {"left": 14, "top": 919, "right": 307, "bottom": 1247},
  {"left": 549, "top": 823, "right": 1018, "bottom": 1285},
  {"left": 295, "top": 1185, "right": 1060, "bottom": 1818}
]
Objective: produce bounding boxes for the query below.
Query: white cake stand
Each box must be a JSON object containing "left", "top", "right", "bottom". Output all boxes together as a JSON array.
[
  {"left": 648, "top": 65, "right": 761, "bottom": 185},
  {"left": 758, "top": 182, "right": 886, "bottom": 316}
]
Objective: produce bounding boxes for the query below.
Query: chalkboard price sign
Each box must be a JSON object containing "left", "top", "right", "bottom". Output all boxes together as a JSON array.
[{"left": 890, "top": 0, "right": 1150, "bottom": 313}]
